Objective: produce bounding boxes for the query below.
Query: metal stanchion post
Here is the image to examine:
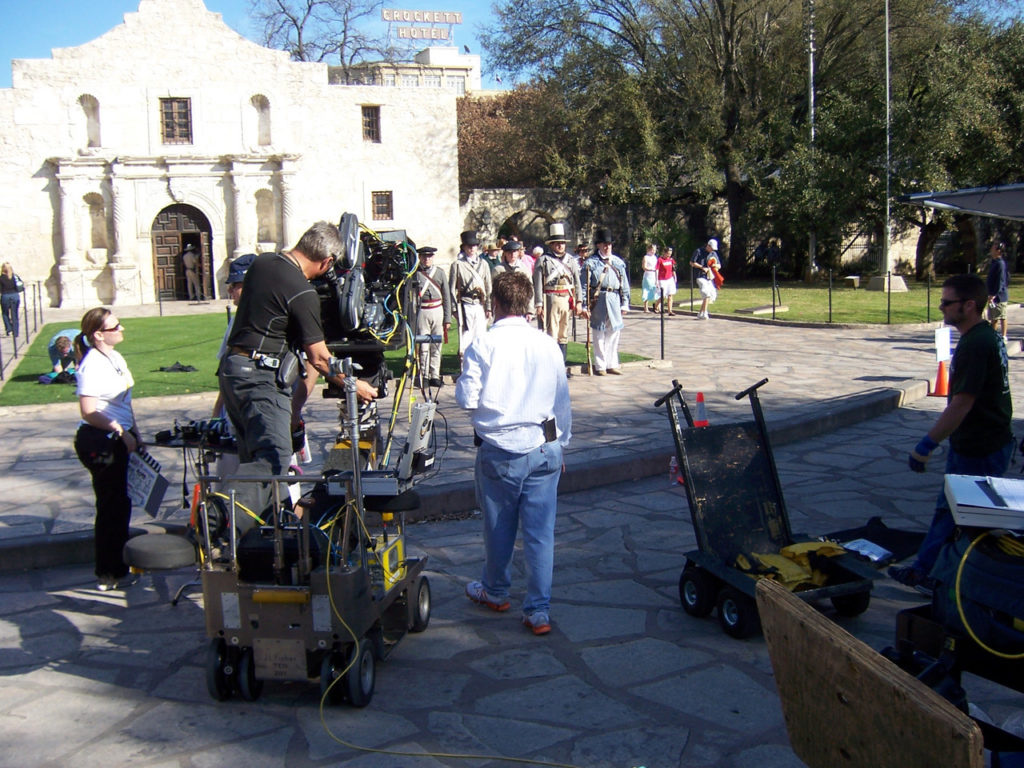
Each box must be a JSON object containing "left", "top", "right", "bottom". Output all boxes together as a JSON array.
[
  {"left": 887, "top": 269, "right": 892, "bottom": 324},
  {"left": 659, "top": 286, "right": 665, "bottom": 360},
  {"left": 926, "top": 272, "right": 931, "bottom": 323},
  {"left": 772, "top": 265, "right": 778, "bottom": 321},
  {"left": 828, "top": 268, "right": 833, "bottom": 323}
]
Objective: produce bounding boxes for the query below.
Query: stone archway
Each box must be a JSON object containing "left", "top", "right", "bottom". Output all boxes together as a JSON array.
[
  {"left": 151, "top": 204, "right": 214, "bottom": 300},
  {"left": 461, "top": 188, "right": 577, "bottom": 249},
  {"left": 497, "top": 209, "right": 551, "bottom": 250}
]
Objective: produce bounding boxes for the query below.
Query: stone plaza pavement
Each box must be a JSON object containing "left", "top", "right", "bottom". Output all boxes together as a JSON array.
[
  {"left": 1, "top": 302, "right": 1023, "bottom": 766},
  {"left": 0, "top": 299, "right": 979, "bottom": 562}
]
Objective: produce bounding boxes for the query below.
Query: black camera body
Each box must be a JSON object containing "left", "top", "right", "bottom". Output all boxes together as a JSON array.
[{"left": 310, "top": 213, "right": 417, "bottom": 396}]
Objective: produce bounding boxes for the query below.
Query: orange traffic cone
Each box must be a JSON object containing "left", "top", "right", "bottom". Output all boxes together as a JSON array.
[
  {"left": 929, "top": 361, "right": 949, "bottom": 397},
  {"left": 694, "top": 392, "right": 710, "bottom": 427}
]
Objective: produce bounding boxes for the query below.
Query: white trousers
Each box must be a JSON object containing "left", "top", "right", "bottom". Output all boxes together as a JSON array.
[
  {"left": 459, "top": 303, "right": 487, "bottom": 354},
  {"left": 593, "top": 327, "right": 620, "bottom": 371},
  {"left": 417, "top": 306, "right": 444, "bottom": 378}
]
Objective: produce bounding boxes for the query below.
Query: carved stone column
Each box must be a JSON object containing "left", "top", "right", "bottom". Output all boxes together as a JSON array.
[
  {"left": 279, "top": 170, "right": 298, "bottom": 250},
  {"left": 107, "top": 174, "right": 133, "bottom": 266},
  {"left": 56, "top": 175, "right": 81, "bottom": 270},
  {"left": 230, "top": 168, "right": 258, "bottom": 258}
]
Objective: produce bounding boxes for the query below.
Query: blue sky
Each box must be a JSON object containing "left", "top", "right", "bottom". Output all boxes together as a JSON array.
[{"left": 0, "top": 0, "right": 500, "bottom": 89}]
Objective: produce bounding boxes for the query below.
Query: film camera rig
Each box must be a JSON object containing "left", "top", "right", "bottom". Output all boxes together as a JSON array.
[
  {"left": 196, "top": 213, "right": 435, "bottom": 707},
  {"left": 311, "top": 211, "right": 418, "bottom": 399}
]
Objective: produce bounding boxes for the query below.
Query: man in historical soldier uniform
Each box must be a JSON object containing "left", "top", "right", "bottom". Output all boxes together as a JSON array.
[
  {"left": 410, "top": 246, "right": 451, "bottom": 388},
  {"left": 449, "top": 229, "right": 492, "bottom": 366},
  {"left": 582, "top": 227, "right": 630, "bottom": 375},
  {"left": 534, "top": 222, "right": 584, "bottom": 377},
  {"left": 491, "top": 239, "right": 531, "bottom": 279}
]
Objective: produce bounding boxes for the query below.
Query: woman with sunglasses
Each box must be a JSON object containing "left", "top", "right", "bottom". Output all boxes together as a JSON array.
[{"left": 73, "top": 308, "right": 139, "bottom": 591}]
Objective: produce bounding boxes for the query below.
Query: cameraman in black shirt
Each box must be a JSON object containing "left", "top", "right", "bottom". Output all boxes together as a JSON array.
[{"left": 218, "top": 221, "right": 377, "bottom": 475}]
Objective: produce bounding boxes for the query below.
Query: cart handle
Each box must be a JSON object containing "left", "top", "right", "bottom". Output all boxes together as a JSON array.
[
  {"left": 734, "top": 378, "right": 769, "bottom": 401},
  {"left": 654, "top": 379, "right": 684, "bottom": 408}
]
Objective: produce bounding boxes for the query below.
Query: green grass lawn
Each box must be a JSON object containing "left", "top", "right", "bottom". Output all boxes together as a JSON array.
[
  {"left": 0, "top": 314, "right": 637, "bottom": 407},
  {"left": 638, "top": 276, "right": 983, "bottom": 324}
]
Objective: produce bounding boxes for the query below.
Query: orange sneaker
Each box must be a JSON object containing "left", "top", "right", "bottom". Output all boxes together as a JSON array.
[
  {"left": 522, "top": 611, "right": 551, "bottom": 635},
  {"left": 465, "top": 581, "right": 510, "bottom": 612}
]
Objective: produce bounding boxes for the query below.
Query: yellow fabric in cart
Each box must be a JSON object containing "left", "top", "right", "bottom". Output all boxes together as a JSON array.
[{"left": 736, "top": 541, "right": 848, "bottom": 591}]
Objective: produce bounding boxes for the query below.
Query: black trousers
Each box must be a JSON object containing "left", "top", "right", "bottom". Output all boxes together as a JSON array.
[{"left": 74, "top": 424, "right": 131, "bottom": 579}]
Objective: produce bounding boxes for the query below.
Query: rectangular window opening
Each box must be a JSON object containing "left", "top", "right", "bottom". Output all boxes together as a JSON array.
[
  {"left": 160, "top": 97, "right": 192, "bottom": 144},
  {"left": 371, "top": 191, "right": 393, "bottom": 221},
  {"left": 362, "top": 105, "right": 381, "bottom": 143}
]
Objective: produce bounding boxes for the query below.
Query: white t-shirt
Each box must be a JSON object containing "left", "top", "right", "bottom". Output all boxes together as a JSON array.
[
  {"left": 455, "top": 316, "right": 572, "bottom": 453},
  {"left": 76, "top": 348, "right": 135, "bottom": 429}
]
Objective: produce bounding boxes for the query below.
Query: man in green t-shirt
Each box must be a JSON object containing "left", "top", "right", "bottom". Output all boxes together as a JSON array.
[{"left": 890, "top": 273, "right": 1013, "bottom": 592}]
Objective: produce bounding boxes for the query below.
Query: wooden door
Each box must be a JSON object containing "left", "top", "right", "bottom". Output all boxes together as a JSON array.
[
  {"left": 151, "top": 204, "right": 212, "bottom": 300},
  {"left": 153, "top": 230, "right": 182, "bottom": 299}
]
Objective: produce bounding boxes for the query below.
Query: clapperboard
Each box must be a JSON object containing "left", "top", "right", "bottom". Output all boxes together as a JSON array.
[{"left": 127, "top": 449, "right": 169, "bottom": 517}]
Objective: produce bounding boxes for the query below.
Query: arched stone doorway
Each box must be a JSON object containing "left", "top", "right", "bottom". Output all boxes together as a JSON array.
[
  {"left": 151, "top": 204, "right": 214, "bottom": 300},
  {"left": 497, "top": 209, "right": 552, "bottom": 250}
]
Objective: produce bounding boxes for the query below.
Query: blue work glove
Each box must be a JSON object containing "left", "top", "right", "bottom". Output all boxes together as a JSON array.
[{"left": 908, "top": 435, "right": 939, "bottom": 473}]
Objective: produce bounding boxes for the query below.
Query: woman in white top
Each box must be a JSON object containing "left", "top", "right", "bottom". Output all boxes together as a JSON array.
[
  {"left": 640, "top": 243, "right": 658, "bottom": 312},
  {"left": 73, "top": 308, "right": 139, "bottom": 592}
]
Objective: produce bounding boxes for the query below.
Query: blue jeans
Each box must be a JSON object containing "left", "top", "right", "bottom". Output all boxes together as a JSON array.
[
  {"left": 914, "top": 438, "right": 1015, "bottom": 574},
  {"left": 475, "top": 440, "right": 563, "bottom": 615},
  {"left": 1, "top": 293, "right": 19, "bottom": 336}
]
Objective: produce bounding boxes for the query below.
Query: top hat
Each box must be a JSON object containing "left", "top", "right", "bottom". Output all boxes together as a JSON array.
[
  {"left": 595, "top": 228, "right": 613, "bottom": 244},
  {"left": 227, "top": 253, "right": 256, "bottom": 284},
  {"left": 460, "top": 230, "right": 479, "bottom": 247},
  {"left": 546, "top": 222, "right": 569, "bottom": 243}
]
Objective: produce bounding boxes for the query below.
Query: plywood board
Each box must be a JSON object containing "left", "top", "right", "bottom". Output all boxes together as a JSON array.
[{"left": 756, "top": 578, "right": 983, "bottom": 768}]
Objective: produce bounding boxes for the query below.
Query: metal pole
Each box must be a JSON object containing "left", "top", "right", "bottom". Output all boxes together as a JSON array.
[
  {"left": 927, "top": 272, "right": 931, "bottom": 322},
  {"left": 772, "top": 265, "right": 777, "bottom": 321},
  {"left": 887, "top": 269, "right": 892, "bottom": 324},
  {"left": 884, "top": 0, "right": 892, "bottom": 276},
  {"left": 21, "top": 292, "right": 29, "bottom": 340},
  {"left": 659, "top": 286, "right": 665, "bottom": 360},
  {"left": 828, "top": 268, "right": 833, "bottom": 323},
  {"left": 806, "top": 0, "right": 817, "bottom": 279}
]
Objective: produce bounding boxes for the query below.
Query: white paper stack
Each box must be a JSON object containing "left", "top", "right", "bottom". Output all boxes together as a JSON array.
[{"left": 944, "top": 474, "right": 1024, "bottom": 530}]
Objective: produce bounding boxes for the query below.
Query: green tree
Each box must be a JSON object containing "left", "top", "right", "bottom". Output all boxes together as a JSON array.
[{"left": 482, "top": 0, "right": 1017, "bottom": 277}]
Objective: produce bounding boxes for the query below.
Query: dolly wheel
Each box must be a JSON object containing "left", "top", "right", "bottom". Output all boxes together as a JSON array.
[
  {"left": 679, "top": 566, "right": 716, "bottom": 618},
  {"left": 716, "top": 587, "right": 761, "bottom": 639},
  {"left": 831, "top": 590, "right": 871, "bottom": 617},
  {"left": 345, "top": 641, "right": 376, "bottom": 708},
  {"left": 320, "top": 651, "right": 347, "bottom": 705},
  {"left": 410, "top": 575, "right": 431, "bottom": 633},
  {"left": 205, "top": 638, "right": 234, "bottom": 701},
  {"left": 237, "top": 647, "right": 263, "bottom": 701}
]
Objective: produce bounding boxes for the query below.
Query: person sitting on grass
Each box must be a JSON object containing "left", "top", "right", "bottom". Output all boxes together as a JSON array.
[{"left": 38, "top": 328, "right": 80, "bottom": 384}]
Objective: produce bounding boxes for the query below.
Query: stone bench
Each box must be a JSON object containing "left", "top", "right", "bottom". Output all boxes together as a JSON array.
[{"left": 843, "top": 275, "right": 860, "bottom": 289}]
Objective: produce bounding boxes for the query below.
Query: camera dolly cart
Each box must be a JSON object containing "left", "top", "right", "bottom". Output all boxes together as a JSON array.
[
  {"left": 655, "top": 378, "right": 875, "bottom": 639},
  {"left": 199, "top": 368, "right": 430, "bottom": 707}
]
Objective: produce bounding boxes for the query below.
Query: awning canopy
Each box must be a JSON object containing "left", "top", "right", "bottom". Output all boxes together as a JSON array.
[{"left": 898, "top": 183, "right": 1024, "bottom": 221}]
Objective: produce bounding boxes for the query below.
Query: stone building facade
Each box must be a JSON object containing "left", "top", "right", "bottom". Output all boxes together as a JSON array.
[{"left": 0, "top": 0, "right": 461, "bottom": 307}]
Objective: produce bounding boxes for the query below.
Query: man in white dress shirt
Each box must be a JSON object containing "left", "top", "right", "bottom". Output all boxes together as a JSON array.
[{"left": 455, "top": 271, "right": 572, "bottom": 636}]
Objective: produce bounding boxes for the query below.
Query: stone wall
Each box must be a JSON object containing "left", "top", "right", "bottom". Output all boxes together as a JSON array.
[{"left": 0, "top": 0, "right": 460, "bottom": 307}]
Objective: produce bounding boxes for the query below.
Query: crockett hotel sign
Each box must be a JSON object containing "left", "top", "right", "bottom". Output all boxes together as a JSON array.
[{"left": 381, "top": 9, "right": 463, "bottom": 39}]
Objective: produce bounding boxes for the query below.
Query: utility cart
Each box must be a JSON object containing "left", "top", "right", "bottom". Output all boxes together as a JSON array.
[
  {"left": 199, "top": 362, "right": 432, "bottom": 706},
  {"left": 655, "top": 378, "right": 876, "bottom": 639}
]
